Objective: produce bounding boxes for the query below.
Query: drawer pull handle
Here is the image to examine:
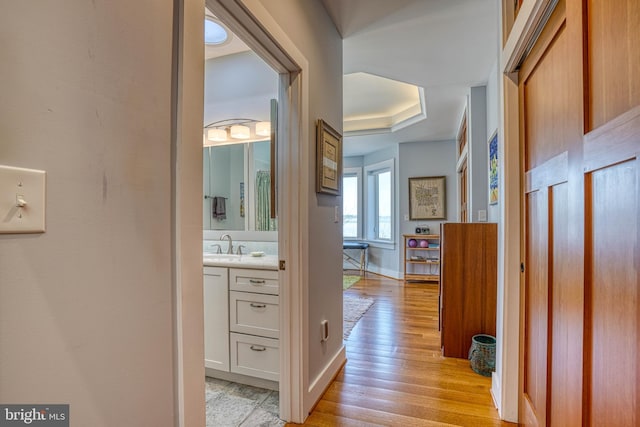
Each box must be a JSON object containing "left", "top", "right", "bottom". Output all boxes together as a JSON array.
[
  {"left": 250, "top": 303, "right": 266, "bottom": 309},
  {"left": 250, "top": 345, "right": 266, "bottom": 352},
  {"left": 249, "top": 279, "right": 266, "bottom": 284}
]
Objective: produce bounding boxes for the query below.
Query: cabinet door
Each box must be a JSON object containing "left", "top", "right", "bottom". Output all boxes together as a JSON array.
[{"left": 204, "top": 267, "right": 229, "bottom": 371}]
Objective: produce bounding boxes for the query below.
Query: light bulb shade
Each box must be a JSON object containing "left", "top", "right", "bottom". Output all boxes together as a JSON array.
[
  {"left": 207, "top": 128, "right": 227, "bottom": 142},
  {"left": 230, "top": 125, "right": 250, "bottom": 139},
  {"left": 255, "top": 121, "right": 271, "bottom": 137}
]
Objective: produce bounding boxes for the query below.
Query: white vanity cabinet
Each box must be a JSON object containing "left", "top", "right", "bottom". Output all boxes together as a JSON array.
[
  {"left": 228, "top": 268, "right": 279, "bottom": 381},
  {"left": 203, "top": 266, "right": 229, "bottom": 372},
  {"left": 203, "top": 265, "right": 279, "bottom": 385}
]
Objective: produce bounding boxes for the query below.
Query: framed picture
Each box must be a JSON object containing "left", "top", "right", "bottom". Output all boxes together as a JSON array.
[
  {"left": 316, "top": 119, "right": 342, "bottom": 195},
  {"left": 409, "top": 176, "right": 446, "bottom": 220},
  {"left": 489, "top": 130, "right": 498, "bottom": 205}
]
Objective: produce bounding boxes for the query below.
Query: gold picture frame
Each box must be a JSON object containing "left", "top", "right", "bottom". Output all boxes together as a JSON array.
[
  {"left": 409, "top": 176, "right": 446, "bottom": 220},
  {"left": 316, "top": 119, "right": 342, "bottom": 195}
]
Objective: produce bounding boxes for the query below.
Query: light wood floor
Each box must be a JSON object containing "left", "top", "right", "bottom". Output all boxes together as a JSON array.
[{"left": 291, "top": 274, "right": 516, "bottom": 426}]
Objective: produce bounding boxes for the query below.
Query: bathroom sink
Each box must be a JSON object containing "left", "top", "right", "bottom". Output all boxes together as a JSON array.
[{"left": 203, "top": 252, "right": 278, "bottom": 270}]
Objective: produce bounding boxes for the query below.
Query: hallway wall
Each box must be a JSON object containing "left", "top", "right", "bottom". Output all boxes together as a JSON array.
[{"left": 0, "top": 1, "right": 194, "bottom": 426}]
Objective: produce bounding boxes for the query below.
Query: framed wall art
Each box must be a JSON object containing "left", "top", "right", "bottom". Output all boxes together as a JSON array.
[
  {"left": 316, "top": 119, "right": 342, "bottom": 195},
  {"left": 409, "top": 176, "right": 446, "bottom": 220},
  {"left": 489, "top": 130, "right": 498, "bottom": 205}
]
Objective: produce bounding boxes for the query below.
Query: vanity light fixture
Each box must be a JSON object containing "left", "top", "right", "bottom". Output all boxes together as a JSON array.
[
  {"left": 230, "top": 125, "right": 250, "bottom": 139},
  {"left": 255, "top": 121, "right": 271, "bottom": 137},
  {"left": 203, "top": 118, "right": 270, "bottom": 146},
  {"left": 207, "top": 128, "right": 227, "bottom": 142}
]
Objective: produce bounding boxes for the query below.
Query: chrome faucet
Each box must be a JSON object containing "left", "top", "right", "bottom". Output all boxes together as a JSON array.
[{"left": 220, "top": 234, "right": 233, "bottom": 254}]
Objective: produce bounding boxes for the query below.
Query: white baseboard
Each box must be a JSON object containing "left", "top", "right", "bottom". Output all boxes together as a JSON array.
[
  {"left": 205, "top": 368, "right": 279, "bottom": 391},
  {"left": 304, "top": 345, "right": 346, "bottom": 416},
  {"left": 491, "top": 371, "right": 501, "bottom": 410},
  {"left": 366, "top": 265, "right": 402, "bottom": 280}
]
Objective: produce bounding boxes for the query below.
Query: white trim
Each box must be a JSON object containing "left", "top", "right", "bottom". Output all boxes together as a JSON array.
[
  {"left": 343, "top": 167, "right": 362, "bottom": 239},
  {"left": 364, "top": 159, "right": 395, "bottom": 243},
  {"left": 306, "top": 345, "right": 346, "bottom": 405},
  {"left": 203, "top": 0, "right": 308, "bottom": 423},
  {"left": 493, "top": 0, "right": 520, "bottom": 418},
  {"left": 365, "top": 265, "right": 402, "bottom": 280},
  {"left": 502, "top": 0, "right": 559, "bottom": 78}
]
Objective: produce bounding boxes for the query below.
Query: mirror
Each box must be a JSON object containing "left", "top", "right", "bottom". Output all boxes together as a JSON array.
[{"left": 203, "top": 140, "right": 276, "bottom": 231}]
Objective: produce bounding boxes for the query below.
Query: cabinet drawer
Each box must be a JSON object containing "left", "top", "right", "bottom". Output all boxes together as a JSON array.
[
  {"left": 230, "top": 291, "right": 279, "bottom": 339},
  {"left": 230, "top": 268, "right": 279, "bottom": 295},
  {"left": 230, "top": 333, "right": 279, "bottom": 381}
]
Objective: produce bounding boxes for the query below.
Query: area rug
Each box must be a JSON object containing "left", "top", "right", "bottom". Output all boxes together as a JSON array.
[
  {"left": 343, "top": 275, "right": 361, "bottom": 290},
  {"left": 343, "top": 295, "right": 374, "bottom": 339}
]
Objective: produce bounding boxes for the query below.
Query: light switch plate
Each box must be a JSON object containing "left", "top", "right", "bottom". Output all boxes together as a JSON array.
[{"left": 0, "top": 165, "right": 46, "bottom": 233}]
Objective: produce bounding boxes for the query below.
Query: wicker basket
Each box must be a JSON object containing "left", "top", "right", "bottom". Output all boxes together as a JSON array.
[{"left": 468, "top": 334, "right": 496, "bottom": 377}]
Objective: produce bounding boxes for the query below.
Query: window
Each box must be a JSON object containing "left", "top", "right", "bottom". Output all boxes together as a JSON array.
[
  {"left": 343, "top": 168, "right": 362, "bottom": 239},
  {"left": 364, "top": 159, "right": 395, "bottom": 244}
]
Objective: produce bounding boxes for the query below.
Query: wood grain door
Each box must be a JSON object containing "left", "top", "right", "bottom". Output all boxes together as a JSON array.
[
  {"left": 516, "top": 0, "right": 639, "bottom": 425},
  {"left": 582, "top": 0, "right": 639, "bottom": 425},
  {"left": 519, "top": 1, "right": 584, "bottom": 425}
]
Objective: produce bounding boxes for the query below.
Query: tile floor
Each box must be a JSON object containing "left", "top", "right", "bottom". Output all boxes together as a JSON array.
[{"left": 205, "top": 377, "right": 285, "bottom": 427}]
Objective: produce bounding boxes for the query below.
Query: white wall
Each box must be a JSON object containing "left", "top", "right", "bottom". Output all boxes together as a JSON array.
[
  {"left": 203, "top": 51, "right": 277, "bottom": 126},
  {"left": 468, "top": 85, "right": 489, "bottom": 222},
  {"left": 0, "top": 1, "right": 204, "bottom": 426},
  {"left": 253, "top": 0, "right": 344, "bottom": 416},
  {"left": 344, "top": 141, "right": 457, "bottom": 278},
  {"left": 399, "top": 140, "right": 458, "bottom": 271}
]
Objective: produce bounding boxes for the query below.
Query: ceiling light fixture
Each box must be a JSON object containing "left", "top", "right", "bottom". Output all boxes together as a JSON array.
[{"left": 204, "top": 17, "right": 228, "bottom": 45}]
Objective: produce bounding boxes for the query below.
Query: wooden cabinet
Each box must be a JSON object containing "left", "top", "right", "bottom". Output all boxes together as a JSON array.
[
  {"left": 403, "top": 234, "right": 440, "bottom": 283},
  {"left": 439, "top": 223, "right": 497, "bottom": 358}
]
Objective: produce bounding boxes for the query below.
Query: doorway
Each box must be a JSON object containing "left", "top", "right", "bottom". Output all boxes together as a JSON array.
[{"left": 201, "top": 0, "right": 304, "bottom": 423}]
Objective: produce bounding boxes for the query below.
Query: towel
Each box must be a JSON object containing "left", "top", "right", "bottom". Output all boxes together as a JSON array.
[{"left": 212, "top": 197, "right": 226, "bottom": 220}]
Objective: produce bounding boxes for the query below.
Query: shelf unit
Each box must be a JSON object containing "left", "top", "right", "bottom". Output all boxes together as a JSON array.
[{"left": 403, "top": 234, "right": 440, "bottom": 282}]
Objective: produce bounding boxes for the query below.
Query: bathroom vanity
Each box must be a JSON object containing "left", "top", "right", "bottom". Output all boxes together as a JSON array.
[{"left": 203, "top": 254, "right": 280, "bottom": 390}]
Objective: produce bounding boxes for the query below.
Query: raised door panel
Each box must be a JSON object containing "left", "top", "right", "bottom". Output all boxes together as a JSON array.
[
  {"left": 585, "top": 159, "right": 638, "bottom": 426},
  {"left": 587, "top": 0, "right": 640, "bottom": 130},
  {"left": 548, "top": 181, "right": 582, "bottom": 426},
  {"left": 523, "top": 189, "right": 549, "bottom": 427}
]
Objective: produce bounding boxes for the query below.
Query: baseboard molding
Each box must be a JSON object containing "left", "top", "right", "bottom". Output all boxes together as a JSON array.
[
  {"left": 366, "top": 265, "right": 402, "bottom": 280},
  {"left": 205, "top": 368, "right": 279, "bottom": 391},
  {"left": 304, "top": 344, "right": 346, "bottom": 417},
  {"left": 491, "top": 371, "right": 501, "bottom": 410}
]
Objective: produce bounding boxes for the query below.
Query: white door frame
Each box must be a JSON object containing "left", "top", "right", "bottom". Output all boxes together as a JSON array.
[{"left": 195, "top": 0, "right": 308, "bottom": 422}]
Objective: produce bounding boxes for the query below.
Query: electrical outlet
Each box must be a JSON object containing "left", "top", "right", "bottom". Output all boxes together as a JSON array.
[{"left": 321, "top": 320, "right": 329, "bottom": 342}]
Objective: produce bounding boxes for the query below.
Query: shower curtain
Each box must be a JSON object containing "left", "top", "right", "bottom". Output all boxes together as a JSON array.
[{"left": 255, "top": 170, "right": 275, "bottom": 231}]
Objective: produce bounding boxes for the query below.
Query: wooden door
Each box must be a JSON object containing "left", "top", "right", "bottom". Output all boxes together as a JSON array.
[
  {"left": 582, "top": 0, "right": 639, "bottom": 425},
  {"left": 519, "top": 1, "right": 584, "bottom": 425},
  {"left": 516, "top": 0, "right": 639, "bottom": 425}
]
